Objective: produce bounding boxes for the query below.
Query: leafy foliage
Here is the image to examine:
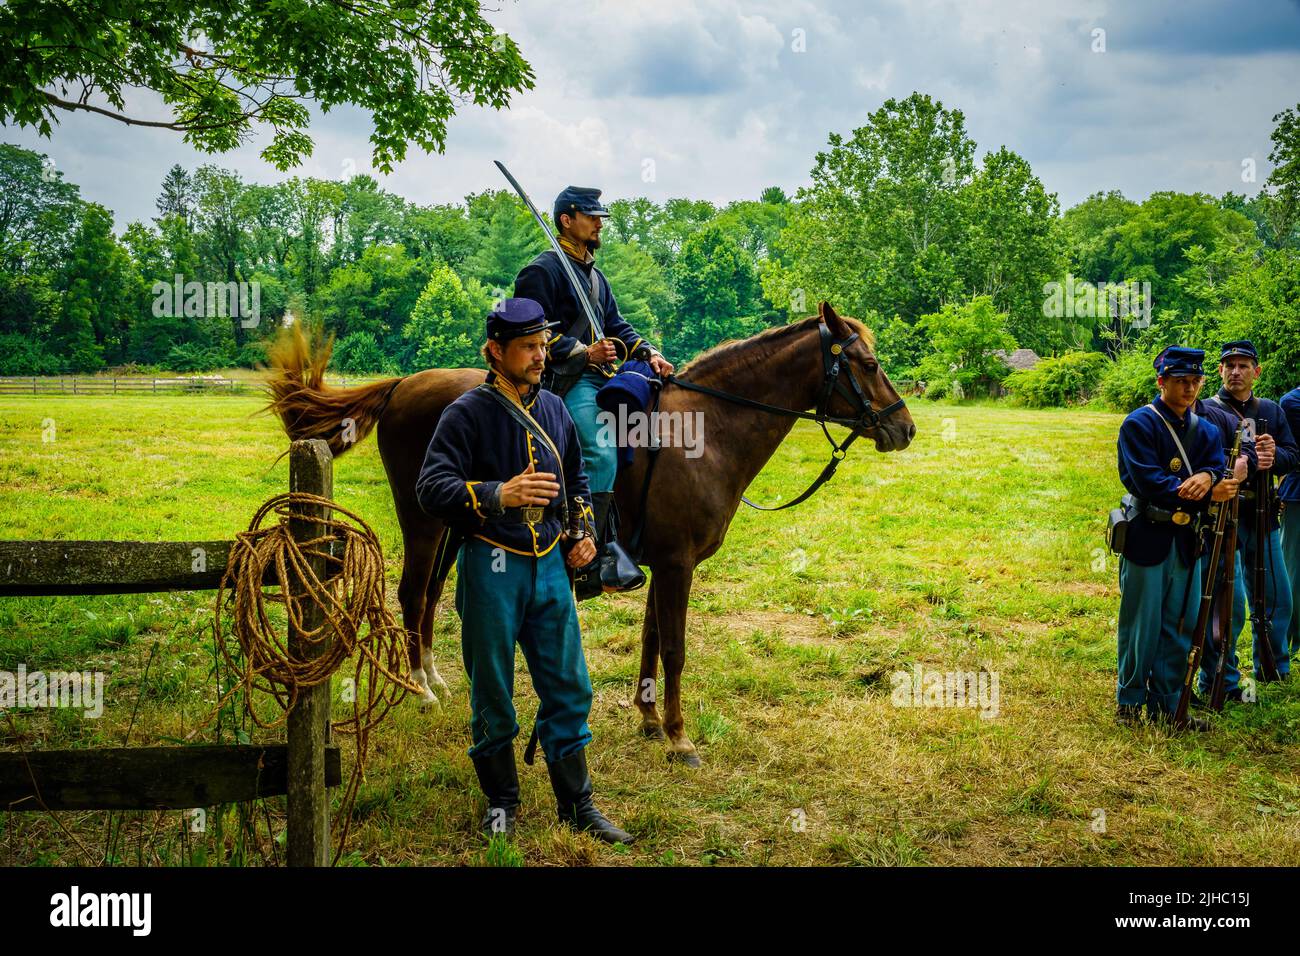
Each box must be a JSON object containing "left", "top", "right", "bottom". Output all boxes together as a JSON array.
[
  {"left": 914, "top": 297, "right": 1017, "bottom": 399},
  {"left": 0, "top": 0, "right": 534, "bottom": 170},
  {"left": 1004, "top": 351, "right": 1108, "bottom": 408}
]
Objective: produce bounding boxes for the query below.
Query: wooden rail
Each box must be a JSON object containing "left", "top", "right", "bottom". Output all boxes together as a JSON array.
[{"left": 0, "top": 438, "right": 341, "bottom": 866}]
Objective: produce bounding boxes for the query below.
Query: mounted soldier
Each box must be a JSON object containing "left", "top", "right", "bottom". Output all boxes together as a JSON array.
[
  {"left": 514, "top": 185, "right": 674, "bottom": 599},
  {"left": 414, "top": 297, "right": 632, "bottom": 844}
]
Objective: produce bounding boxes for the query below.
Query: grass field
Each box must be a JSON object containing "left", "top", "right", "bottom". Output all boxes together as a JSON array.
[{"left": 2, "top": 392, "right": 1300, "bottom": 866}]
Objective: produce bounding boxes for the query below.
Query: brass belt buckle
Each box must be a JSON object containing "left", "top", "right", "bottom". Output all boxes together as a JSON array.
[
  {"left": 1172, "top": 511, "right": 1191, "bottom": 526},
  {"left": 522, "top": 506, "right": 544, "bottom": 523}
]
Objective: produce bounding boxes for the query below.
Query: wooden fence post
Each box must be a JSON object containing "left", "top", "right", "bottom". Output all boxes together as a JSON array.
[{"left": 286, "top": 438, "right": 334, "bottom": 866}]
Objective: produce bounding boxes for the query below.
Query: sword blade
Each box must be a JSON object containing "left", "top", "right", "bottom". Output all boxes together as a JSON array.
[{"left": 493, "top": 160, "right": 602, "bottom": 343}]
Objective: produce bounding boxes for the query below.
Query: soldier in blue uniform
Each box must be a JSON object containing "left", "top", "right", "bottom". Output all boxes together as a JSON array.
[
  {"left": 1200, "top": 341, "right": 1298, "bottom": 682},
  {"left": 514, "top": 185, "right": 674, "bottom": 598},
  {"left": 1192, "top": 387, "right": 1252, "bottom": 702},
  {"left": 1282, "top": 384, "right": 1300, "bottom": 656},
  {"left": 415, "top": 297, "right": 633, "bottom": 844},
  {"left": 1115, "top": 347, "right": 1234, "bottom": 728}
]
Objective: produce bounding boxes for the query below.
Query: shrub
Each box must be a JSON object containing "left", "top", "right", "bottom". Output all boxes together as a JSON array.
[
  {"left": 0, "top": 333, "right": 62, "bottom": 375},
  {"left": 1097, "top": 348, "right": 1160, "bottom": 412},
  {"left": 1004, "top": 351, "right": 1108, "bottom": 407},
  {"left": 915, "top": 297, "right": 1016, "bottom": 400},
  {"left": 165, "top": 343, "right": 228, "bottom": 372},
  {"left": 332, "top": 331, "right": 392, "bottom": 375}
]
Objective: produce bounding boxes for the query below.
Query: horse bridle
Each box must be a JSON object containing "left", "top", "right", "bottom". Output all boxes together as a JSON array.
[{"left": 666, "top": 320, "right": 908, "bottom": 511}]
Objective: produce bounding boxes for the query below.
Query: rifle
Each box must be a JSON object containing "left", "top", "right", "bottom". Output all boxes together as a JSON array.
[
  {"left": 1207, "top": 489, "right": 1241, "bottom": 710},
  {"left": 1251, "top": 417, "right": 1282, "bottom": 682},
  {"left": 1174, "top": 421, "right": 1245, "bottom": 728}
]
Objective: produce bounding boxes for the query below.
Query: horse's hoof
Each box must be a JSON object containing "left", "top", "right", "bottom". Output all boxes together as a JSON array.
[
  {"left": 418, "top": 694, "right": 439, "bottom": 711},
  {"left": 667, "top": 750, "right": 702, "bottom": 768},
  {"left": 422, "top": 653, "right": 450, "bottom": 693},
  {"left": 641, "top": 724, "right": 666, "bottom": 740}
]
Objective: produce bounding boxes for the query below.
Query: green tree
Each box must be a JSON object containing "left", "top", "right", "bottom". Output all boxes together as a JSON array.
[
  {"left": 314, "top": 244, "right": 428, "bottom": 354},
  {"left": 156, "top": 164, "right": 196, "bottom": 225},
  {"left": 914, "top": 296, "right": 1017, "bottom": 398},
  {"left": 0, "top": 143, "right": 80, "bottom": 272},
  {"left": 284, "top": 177, "right": 343, "bottom": 297},
  {"left": 402, "top": 264, "right": 492, "bottom": 371},
  {"left": 666, "top": 222, "right": 762, "bottom": 361},
  {"left": 1107, "top": 192, "right": 1257, "bottom": 323},
  {"left": 244, "top": 183, "right": 296, "bottom": 273},
  {"left": 1059, "top": 189, "right": 1138, "bottom": 281},
  {"left": 1190, "top": 248, "right": 1300, "bottom": 397},
  {"left": 57, "top": 202, "right": 135, "bottom": 368},
  {"left": 332, "top": 331, "right": 393, "bottom": 374},
  {"left": 461, "top": 190, "right": 545, "bottom": 291},
  {"left": 334, "top": 176, "right": 404, "bottom": 265},
  {"left": 0, "top": 0, "right": 534, "bottom": 170},
  {"left": 605, "top": 197, "right": 664, "bottom": 252},
  {"left": 958, "top": 147, "right": 1063, "bottom": 351},
  {"left": 766, "top": 92, "right": 975, "bottom": 324},
  {"left": 597, "top": 239, "right": 673, "bottom": 345},
  {"left": 400, "top": 203, "right": 475, "bottom": 269},
  {"left": 1264, "top": 103, "right": 1300, "bottom": 248}
]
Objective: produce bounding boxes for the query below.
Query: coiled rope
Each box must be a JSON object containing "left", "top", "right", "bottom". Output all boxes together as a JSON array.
[{"left": 208, "top": 491, "right": 421, "bottom": 864}]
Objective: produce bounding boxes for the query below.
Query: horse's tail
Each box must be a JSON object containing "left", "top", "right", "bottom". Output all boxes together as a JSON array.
[{"left": 263, "top": 324, "right": 404, "bottom": 458}]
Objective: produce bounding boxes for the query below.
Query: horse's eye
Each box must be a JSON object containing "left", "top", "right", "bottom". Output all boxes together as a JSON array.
[{"left": 862, "top": 362, "right": 878, "bottom": 375}]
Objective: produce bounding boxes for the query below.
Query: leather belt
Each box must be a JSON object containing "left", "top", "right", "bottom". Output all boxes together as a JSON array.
[
  {"left": 1140, "top": 502, "right": 1195, "bottom": 526},
  {"left": 501, "top": 503, "right": 562, "bottom": 524}
]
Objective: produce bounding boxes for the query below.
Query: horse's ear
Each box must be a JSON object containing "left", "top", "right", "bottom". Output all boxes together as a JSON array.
[{"left": 819, "top": 300, "right": 848, "bottom": 337}]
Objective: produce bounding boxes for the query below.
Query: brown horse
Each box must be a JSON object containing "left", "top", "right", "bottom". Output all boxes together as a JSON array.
[{"left": 266, "top": 301, "right": 915, "bottom": 766}]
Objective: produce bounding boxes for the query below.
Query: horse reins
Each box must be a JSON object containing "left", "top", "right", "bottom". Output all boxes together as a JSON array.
[{"left": 664, "top": 320, "right": 908, "bottom": 511}]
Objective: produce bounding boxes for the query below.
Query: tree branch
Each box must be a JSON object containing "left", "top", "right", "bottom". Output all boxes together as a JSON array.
[{"left": 41, "top": 90, "right": 257, "bottom": 134}]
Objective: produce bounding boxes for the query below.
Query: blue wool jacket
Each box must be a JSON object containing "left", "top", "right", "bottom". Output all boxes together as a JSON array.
[
  {"left": 1282, "top": 388, "right": 1300, "bottom": 503},
  {"left": 514, "top": 248, "right": 655, "bottom": 385},
  {"left": 1117, "top": 397, "right": 1225, "bottom": 566},
  {"left": 415, "top": 371, "right": 593, "bottom": 557},
  {"left": 1204, "top": 388, "right": 1299, "bottom": 528}
]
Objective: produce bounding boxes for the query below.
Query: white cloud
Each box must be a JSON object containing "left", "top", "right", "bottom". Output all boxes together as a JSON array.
[{"left": 4, "top": 0, "right": 1298, "bottom": 227}]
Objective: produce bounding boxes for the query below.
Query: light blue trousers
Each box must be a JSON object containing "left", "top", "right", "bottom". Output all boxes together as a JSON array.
[
  {"left": 562, "top": 368, "right": 617, "bottom": 494},
  {"left": 1283, "top": 503, "right": 1300, "bottom": 656},
  {"left": 455, "top": 538, "right": 593, "bottom": 761},
  {"left": 1117, "top": 548, "right": 1200, "bottom": 716}
]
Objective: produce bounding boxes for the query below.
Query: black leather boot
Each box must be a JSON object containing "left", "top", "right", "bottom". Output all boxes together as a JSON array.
[
  {"left": 546, "top": 749, "right": 634, "bottom": 844},
  {"left": 574, "top": 492, "right": 645, "bottom": 601},
  {"left": 1115, "top": 703, "right": 1143, "bottom": 727},
  {"left": 470, "top": 745, "right": 520, "bottom": 837}
]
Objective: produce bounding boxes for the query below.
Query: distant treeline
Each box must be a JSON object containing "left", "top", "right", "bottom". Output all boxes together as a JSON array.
[{"left": 2, "top": 92, "right": 1297, "bottom": 410}]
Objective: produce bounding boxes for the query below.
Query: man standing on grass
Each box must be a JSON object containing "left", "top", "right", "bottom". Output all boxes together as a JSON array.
[
  {"left": 1192, "top": 386, "right": 1251, "bottom": 704},
  {"left": 415, "top": 297, "right": 633, "bottom": 845},
  {"left": 1276, "top": 384, "right": 1300, "bottom": 657},
  {"left": 1202, "top": 342, "right": 1298, "bottom": 682},
  {"left": 1114, "top": 347, "right": 1236, "bottom": 729}
]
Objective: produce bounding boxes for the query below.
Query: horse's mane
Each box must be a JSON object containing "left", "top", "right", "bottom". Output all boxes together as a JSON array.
[{"left": 678, "top": 314, "right": 877, "bottom": 379}]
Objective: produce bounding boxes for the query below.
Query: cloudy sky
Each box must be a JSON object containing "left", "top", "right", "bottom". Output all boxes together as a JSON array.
[{"left": 7, "top": 0, "right": 1300, "bottom": 228}]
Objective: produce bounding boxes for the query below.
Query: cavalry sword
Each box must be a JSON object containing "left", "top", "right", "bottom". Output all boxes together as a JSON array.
[{"left": 493, "top": 160, "right": 604, "bottom": 344}]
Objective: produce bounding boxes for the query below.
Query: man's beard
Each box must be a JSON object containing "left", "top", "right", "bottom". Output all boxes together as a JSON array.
[{"left": 587, "top": 234, "right": 601, "bottom": 251}]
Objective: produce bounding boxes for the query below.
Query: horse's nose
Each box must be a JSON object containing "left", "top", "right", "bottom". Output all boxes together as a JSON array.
[{"left": 907, "top": 423, "right": 917, "bottom": 442}]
